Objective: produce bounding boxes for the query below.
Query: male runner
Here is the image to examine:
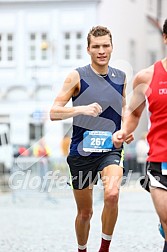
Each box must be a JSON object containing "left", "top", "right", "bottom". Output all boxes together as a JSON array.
[
  {"left": 113, "top": 19, "right": 167, "bottom": 252},
  {"left": 50, "top": 26, "right": 132, "bottom": 252}
]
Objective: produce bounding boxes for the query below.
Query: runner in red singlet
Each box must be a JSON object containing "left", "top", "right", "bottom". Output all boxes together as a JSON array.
[{"left": 113, "top": 19, "right": 167, "bottom": 252}]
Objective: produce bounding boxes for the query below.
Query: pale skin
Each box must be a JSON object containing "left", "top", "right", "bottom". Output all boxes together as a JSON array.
[
  {"left": 50, "top": 34, "right": 133, "bottom": 246},
  {"left": 112, "top": 33, "right": 167, "bottom": 242}
]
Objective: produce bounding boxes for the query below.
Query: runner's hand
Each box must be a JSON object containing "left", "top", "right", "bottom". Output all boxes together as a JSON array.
[
  {"left": 112, "top": 130, "right": 127, "bottom": 148},
  {"left": 82, "top": 103, "right": 102, "bottom": 117},
  {"left": 125, "top": 133, "right": 134, "bottom": 144}
]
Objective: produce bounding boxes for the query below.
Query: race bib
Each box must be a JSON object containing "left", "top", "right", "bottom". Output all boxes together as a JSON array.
[
  {"left": 83, "top": 130, "right": 113, "bottom": 152},
  {"left": 161, "top": 162, "right": 167, "bottom": 175}
]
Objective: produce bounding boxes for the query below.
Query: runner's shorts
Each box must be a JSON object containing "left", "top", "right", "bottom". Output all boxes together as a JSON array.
[
  {"left": 140, "top": 162, "right": 167, "bottom": 192},
  {"left": 67, "top": 150, "right": 124, "bottom": 190}
]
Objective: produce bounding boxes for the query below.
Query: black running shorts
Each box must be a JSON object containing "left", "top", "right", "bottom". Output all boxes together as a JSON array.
[
  {"left": 67, "top": 150, "right": 124, "bottom": 190},
  {"left": 140, "top": 162, "right": 167, "bottom": 192}
]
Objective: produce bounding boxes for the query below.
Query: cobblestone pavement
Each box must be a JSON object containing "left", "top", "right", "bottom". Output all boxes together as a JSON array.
[{"left": 0, "top": 185, "right": 164, "bottom": 252}]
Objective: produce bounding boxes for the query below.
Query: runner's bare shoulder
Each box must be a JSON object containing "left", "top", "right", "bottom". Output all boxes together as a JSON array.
[{"left": 133, "top": 65, "right": 154, "bottom": 88}]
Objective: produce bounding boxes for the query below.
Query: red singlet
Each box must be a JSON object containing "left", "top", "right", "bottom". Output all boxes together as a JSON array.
[{"left": 146, "top": 60, "right": 167, "bottom": 162}]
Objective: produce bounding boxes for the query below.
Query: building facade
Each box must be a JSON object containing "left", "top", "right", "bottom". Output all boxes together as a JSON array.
[
  {"left": 0, "top": 0, "right": 100, "bottom": 157},
  {"left": 0, "top": 0, "right": 166, "bottom": 158}
]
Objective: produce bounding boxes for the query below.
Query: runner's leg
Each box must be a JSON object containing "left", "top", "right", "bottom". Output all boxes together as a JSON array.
[
  {"left": 98, "top": 164, "right": 123, "bottom": 251},
  {"left": 150, "top": 188, "right": 167, "bottom": 251},
  {"left": 73, "top": 186, "right": 93, "bottom": 250}
]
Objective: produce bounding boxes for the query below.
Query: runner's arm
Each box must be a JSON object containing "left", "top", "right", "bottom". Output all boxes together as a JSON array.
[
  {"left": 121, "top": 79, "right": 134, "bottom": 144},
  {"left": 113, "top": 72, "right": 147, "bottom": 147},
  {"left": 50, "top": 70, "right": 102, "bottom": 120}
]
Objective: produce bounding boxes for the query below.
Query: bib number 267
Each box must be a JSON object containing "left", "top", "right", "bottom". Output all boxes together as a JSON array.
[{"left": 91, "top": 137, "right": 105, "bottom": 146}]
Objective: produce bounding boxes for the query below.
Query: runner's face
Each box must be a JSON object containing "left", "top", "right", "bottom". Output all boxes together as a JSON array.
[{"left": 87, "top": 35, "right": 113, "bottom": 68}]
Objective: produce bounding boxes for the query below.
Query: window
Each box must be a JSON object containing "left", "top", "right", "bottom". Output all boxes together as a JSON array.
[
  {"left": 64, "top": 44, "right": 70, "bottom": 59},
  {"left": 76, "top": 32, "right": 82, "bottom": 59},
  {"left": 65, "top": 32, "right": 70, "bottom": 40},
  {"left": 0, "top": 33, "right": 15, "bottom": 65},
  {"left": 76, "top": 44, "right": 82, "bottom": 59},
  {"left": 76, "top": 32, "right": 82, "bottom": 39},
  {"left": 62, "top": 31, "right": 83, "bottom": 61},
  {"left": 28, "top": 32, "right": 50, "bottom": 65},
  {"left": 0, "top": 133, "right": 8, "bottom": 146},
  {"left": 30, "top": 45, "right": 36, "bottom": 61},
  {"left": 8, "top": 46, "right": 13, "bottom": 61},
  {"left": 29, "top": 123, "right": 44, "bottom": 141}
]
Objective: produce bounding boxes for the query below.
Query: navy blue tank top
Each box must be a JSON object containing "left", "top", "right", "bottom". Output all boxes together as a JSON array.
[{"left": 70, "top": 64, "right": 125, "bottom": 156}]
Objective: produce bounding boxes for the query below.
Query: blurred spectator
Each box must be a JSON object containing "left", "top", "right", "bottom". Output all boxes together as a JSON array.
[
  {"left": 33, "top": 139, "right": 50, "bottom": 158},
  {"left": 13, "top": 144, "right": 30, "bottom": 158},
  {"left": 18, "top": 146, "right": 29, "bottom": 157},
  {"left": 33, "top": 139, "right": 51, "bottom": 191},
  {"left": 61, "top": 135, "right": 71, "bottom": 157},
  {"left": 135, "top": 132, "right": 149, "bottom": 175}
]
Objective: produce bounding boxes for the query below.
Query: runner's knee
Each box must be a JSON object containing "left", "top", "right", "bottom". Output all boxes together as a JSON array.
[
  {"left": 78, "top": 208, "right": 93, "bottom": 222},
  {"left": 104, "top": 189, "right": 119, "bottom": 207}
]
